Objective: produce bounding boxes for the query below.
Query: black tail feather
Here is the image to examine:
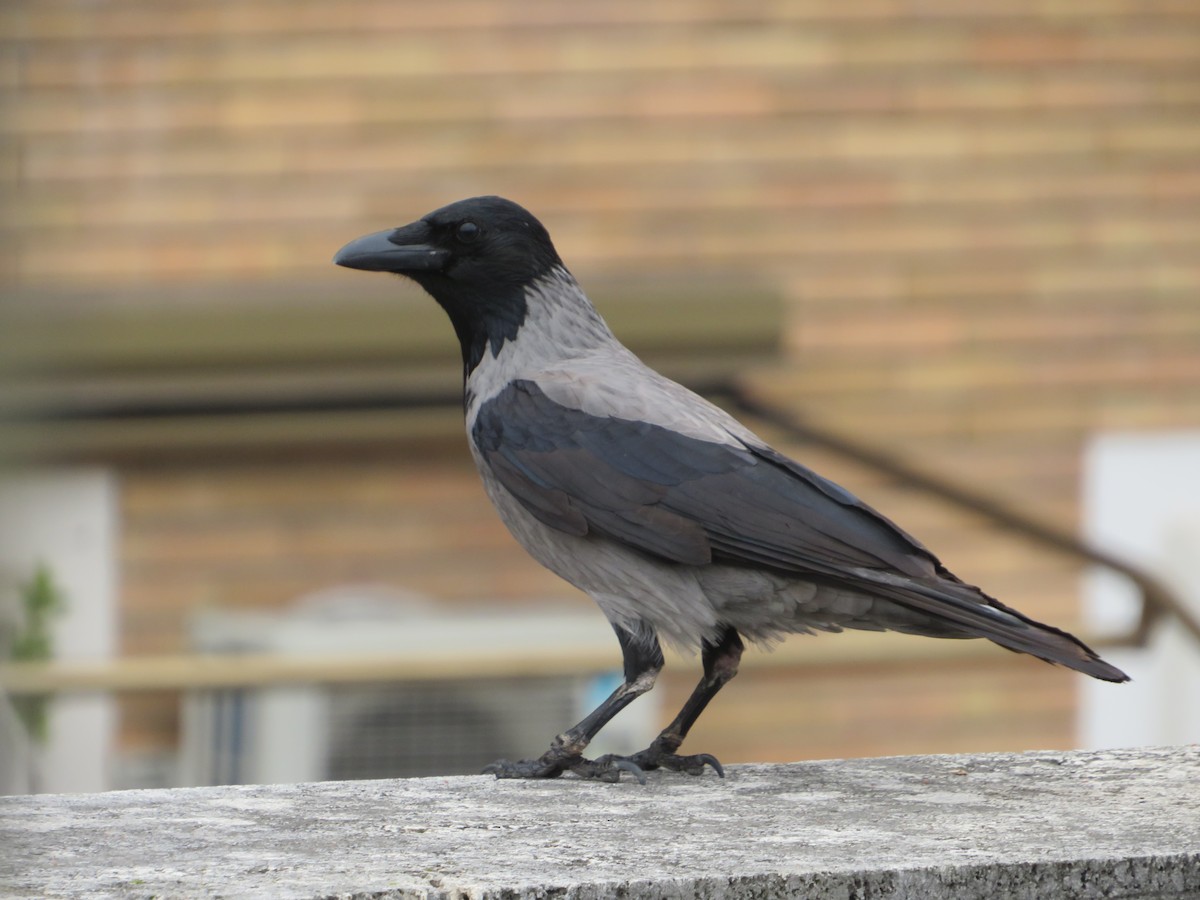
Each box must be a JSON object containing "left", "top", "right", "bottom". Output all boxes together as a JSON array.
[{"left": 854, "top": 570, "right": 1130, "bottom": 683}]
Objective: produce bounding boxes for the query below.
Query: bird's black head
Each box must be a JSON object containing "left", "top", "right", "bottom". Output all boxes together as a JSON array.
[{"left": 334, "top": 196, "right": 565, "bottom": 376}]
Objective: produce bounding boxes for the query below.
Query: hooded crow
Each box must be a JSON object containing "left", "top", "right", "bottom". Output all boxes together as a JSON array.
[{"left": 335, "top": 196, "right": 1128, "bottom": 783}]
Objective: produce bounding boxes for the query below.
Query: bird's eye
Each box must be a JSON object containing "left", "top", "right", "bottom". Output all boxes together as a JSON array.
[{"left": 456, "top": 221, "right": 480, "bottom": 243}]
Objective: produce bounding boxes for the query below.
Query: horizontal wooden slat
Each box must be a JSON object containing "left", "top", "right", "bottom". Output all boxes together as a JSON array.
[
  {"left": 10, "top": 163, "right": 1200, "bottom": 231},
  {"left": 6, "top": 0, "right": 1200, "bottom": 46},
  {"left": 8, "top": 211, "right": 1200, "bottom": 286},
  {"left": 9, "top": 24, "right": 1200, "bottom": 93},
  {"left": 752, "top": 391, "right": 1200, "bottom": 444},
  {"left": 16, "top": 118, "right": 1200, "bottom": 187},
  {"left": 0, "top": 282, "right": 778, "bottom": 371},
  {"left": 793, "top": 257, "right": 1200, "bottom": 306},
  {"left": 0, "top": 629, "right": 1033, "bottom": 696},
  {"left": 0, "top": 279, "right": 781, "bottom": 461},
  {"left": 9, "top": 72, "right": 1200, "bottom": 139},
  {"left": 782, "top": 342, "right": 1200, "bottom": 386}
]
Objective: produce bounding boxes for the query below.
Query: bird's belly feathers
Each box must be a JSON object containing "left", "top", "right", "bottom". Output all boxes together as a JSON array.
[{"left": 473, "top": 448, "right": 718, "bottom": 647}]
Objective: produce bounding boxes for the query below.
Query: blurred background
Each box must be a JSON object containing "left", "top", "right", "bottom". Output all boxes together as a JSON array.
[{"left": 2, "top": 0, "right": 1199, "bottom": 794}]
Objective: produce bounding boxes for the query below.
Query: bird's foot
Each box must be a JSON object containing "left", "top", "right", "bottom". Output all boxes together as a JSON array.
[
  {"left": 482, "top": 747, "right": 646, "bottom": 783},
  {"left": 611, "top": 742, "right": 725, "bottom": 779},
  {"left": 482, "top": 737, "right": 723, "bottom": 784}
]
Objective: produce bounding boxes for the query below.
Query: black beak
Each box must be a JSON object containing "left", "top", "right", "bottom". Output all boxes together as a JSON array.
[{"left": 333, "top": 226, "right": 450, "bottom": 273}]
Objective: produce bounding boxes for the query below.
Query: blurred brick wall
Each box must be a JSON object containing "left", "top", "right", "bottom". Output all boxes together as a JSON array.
[{"left": 5, "top": 1, "right": 1199, "bottom": 765}]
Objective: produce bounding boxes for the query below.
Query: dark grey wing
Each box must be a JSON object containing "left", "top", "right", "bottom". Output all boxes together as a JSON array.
[
  {"left": 471, "top": 379, "right": 936, "bottom": 579},
  {"left": 472, "top": 379, "right": 1128, "bottom": 683}
]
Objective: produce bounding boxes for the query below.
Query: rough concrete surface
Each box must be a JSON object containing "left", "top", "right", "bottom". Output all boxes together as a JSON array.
[{"left": 2, "top": 746, "right": 1198, "bottom": 899}]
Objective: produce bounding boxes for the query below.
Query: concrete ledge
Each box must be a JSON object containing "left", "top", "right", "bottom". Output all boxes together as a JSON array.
[{"left": 2, "top": 746, "right": 1198, "bottom": 899}]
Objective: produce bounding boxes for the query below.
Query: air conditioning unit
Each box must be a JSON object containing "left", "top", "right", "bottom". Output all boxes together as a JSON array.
[{"left": 180, "top": 587, "right": 658, "bottom": 786}]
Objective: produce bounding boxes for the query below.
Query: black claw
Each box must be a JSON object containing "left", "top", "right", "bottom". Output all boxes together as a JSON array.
[
  {"left": 662, "top": 752, "right": 723, "bottom": 777},
  {"left": 695, "top": 753, "right": 725, "bottom": 778},
  {"left": 614, "top": 758, "right": 649, "bottom": 785}
]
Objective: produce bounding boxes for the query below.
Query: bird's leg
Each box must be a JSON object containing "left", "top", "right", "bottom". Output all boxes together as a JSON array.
[
  {"left": 483, "top": 623, "right": 664, "bottom": 782},
  {"left": 599, "top": 626, "right": 743, "bottom": 778}
]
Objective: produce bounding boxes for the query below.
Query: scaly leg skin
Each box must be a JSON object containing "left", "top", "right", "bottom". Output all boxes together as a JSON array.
[
  {"left": 588, "top": 628, "right": 743, "bottom": 782},
  {"left": 484, "top": 626, "right": 743, "bottom": 785},
  {"left": 483, "top": 623, "right": 665, "bottom": 783}
]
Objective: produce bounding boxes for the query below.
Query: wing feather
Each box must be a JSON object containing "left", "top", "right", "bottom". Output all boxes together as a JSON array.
[{"left": 472, "top": 379, "right": 933, "bottom": 577}]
